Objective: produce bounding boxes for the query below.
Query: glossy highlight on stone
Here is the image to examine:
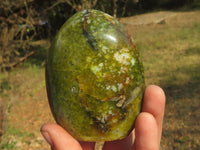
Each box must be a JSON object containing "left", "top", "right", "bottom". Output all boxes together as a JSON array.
[{"left": 46, "top": 9, "right": 145, "bottom": 142}]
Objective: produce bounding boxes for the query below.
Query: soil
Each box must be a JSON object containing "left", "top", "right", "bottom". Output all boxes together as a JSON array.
[{"left": 119, "top": 11, "right": 177, "bottom": 25}]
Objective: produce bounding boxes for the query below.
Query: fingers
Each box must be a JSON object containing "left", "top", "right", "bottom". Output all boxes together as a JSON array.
[
  {"left": 142, "top": 85, "right": 166, "bottom": 143},
  {"left": 41, "top": 123, "right": 83, "bottom": 150},
  {"left": 133, "top": 112, "right": 159, "bottom": 150},
  {"left": 40, "top": 85, "right": 165, "bottom": 150},
  {"left": 103, "top": 85, "right": 165, "bottom": 150}
]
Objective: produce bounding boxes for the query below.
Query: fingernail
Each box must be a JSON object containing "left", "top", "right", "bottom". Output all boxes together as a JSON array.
[{"left": 41, "top": 131, "right": 53, "bottom": 146}]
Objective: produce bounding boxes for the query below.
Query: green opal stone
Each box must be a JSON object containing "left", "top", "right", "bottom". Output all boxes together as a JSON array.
[{"left": 46, "top": 9, "right": 145, "bottom": 142}]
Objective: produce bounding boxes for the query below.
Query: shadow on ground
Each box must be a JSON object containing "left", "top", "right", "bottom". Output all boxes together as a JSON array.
[
  {"left": 162, "top": 64, "right": 200, "bottom": 101},
  {"left": 161, "top": 45, "right": 200, "bottom": 101},
  {"left": 159, "top": 46, "right": 200, "bottom": 149}
]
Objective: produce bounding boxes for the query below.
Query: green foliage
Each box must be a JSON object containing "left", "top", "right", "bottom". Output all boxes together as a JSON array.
[
  {"left": 0, "top": 126, "right": 35, "bottom": 150},
  {"left": 190, "top": 0, "right": 200, "bottom": 9},
  {"left": 0, "top": 141, "right": 17, "bottom": 150},
  {"left": 6, "top": 126, "right": 35, "bottom": 139},
  {"left": 0, "top": 80, "right": 11, "bottom": 92}
]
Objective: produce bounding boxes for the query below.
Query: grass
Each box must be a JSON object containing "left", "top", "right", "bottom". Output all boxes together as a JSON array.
[
  {"left": 128, "top": 12, "right": 200, "bottom": 149},
  {"left": 0, "top": 126, "right": 35, "bottom": 150},
  {"left": 0, "top": 66, "right": 47, "bottom": 150},
  {"left": 0, "top": 10, "right": 200, "bottom": 150}
]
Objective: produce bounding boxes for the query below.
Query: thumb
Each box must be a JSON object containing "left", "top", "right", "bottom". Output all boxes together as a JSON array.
[{"left": 40, "top": 123, "right": 82, "bottom": 150}]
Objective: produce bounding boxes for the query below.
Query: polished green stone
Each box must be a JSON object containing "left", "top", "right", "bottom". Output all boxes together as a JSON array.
[{"left": 46, "top": 9, "right": 145, "bottom": 142}]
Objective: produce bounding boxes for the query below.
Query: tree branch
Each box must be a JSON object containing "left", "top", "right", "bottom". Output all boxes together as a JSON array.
[
  {"left": 113, "top": 0, "right": 118, "bottom": 18},
  {"left": 43, "top": 0, "right": 78, "bottom": 12},
  {"left": 5, "top": 51, "right": 35, "bottom": 69}
]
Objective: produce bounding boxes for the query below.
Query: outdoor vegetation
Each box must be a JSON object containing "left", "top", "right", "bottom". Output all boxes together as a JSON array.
[{"left": 0, "top": 0, "right": 200, "bottom": 149}]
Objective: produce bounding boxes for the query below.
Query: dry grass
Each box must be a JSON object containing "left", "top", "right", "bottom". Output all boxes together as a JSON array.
[{"left": 124, "top": 10, "right": 200, "bottom": 150}]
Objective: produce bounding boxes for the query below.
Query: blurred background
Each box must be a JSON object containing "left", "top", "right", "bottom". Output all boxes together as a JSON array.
[{"left": 0, "top": 0, "right": 200, "bottom": 149}]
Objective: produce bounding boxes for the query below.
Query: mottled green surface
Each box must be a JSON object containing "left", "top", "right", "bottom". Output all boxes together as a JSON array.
[{"left": 46, "top": 9, "right": 145, "bottom": 141}]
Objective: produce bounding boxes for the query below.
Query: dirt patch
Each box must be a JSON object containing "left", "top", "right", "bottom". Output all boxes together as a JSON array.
[
  {"left": 7, "top": 85, "right": 54, "bottom": 150},
  {"left": 120, "top": 11, "right": 177, "bottom": 25},
  {"left": 0, "top": 67, "right": 54, "bottom": 149}
]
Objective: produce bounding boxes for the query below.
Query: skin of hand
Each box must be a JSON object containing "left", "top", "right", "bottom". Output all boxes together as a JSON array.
[{"left": 41, "top": 85, "right": 166, "bottom": 150}]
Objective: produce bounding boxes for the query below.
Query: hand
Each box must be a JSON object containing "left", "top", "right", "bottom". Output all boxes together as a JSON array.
[{"left": 41, "top": 85, "right": 166, "bottom": 150}]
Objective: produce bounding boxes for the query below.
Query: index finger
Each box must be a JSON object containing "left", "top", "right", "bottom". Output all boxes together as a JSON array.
[{"left": 142, "top": 85, "right": 166, "bottom": 142}]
